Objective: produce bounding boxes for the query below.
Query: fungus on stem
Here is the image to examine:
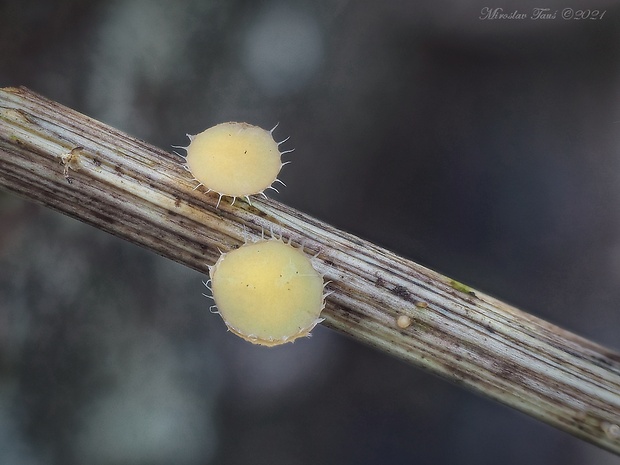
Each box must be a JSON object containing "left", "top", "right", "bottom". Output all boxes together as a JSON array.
[
  {"left": 209, "top": 236, "right": 325, "bottom": 346},
  {"left": 182, "top": 121, "right": 291, "bottom": 207},
  {"left": 0, "top": 87, "right": 619, "bottom": 455}
]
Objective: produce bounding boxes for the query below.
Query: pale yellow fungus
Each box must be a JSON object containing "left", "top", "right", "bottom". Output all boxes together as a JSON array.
[
  {"left": 209, "top": 238, "right": 325, "bottom": 346},
  {"left": 396, "top": 315, "right": 412, "bottom": 329},
  {"left": 183, "top": 122, "right": 291, "bottom": 206}
]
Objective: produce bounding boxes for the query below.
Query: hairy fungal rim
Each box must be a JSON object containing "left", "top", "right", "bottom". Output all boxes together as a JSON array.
[
  {"left": 207, "top": 236, "right": 327, "bottom": 347},
  {"left": 177, "top": 122, "right": 293, "bottom": 207}
]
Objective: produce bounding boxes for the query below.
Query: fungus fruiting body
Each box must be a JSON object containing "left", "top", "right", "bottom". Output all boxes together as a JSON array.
[
  {"left": 209, "top": 238, "right": 325, "bottom": 346},
  {"left": 182, "top": 122, "right": 291, "bottom": 206},
  {"left": 396, "top": 315, "right": 412, "bottom": 329}
]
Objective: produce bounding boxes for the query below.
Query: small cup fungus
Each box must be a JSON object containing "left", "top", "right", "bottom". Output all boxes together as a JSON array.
[
  {"left": 182, "top": 122, "right": 291, "bottom": 206},
  {"left": 396, "top": 314, "right": 412, "bottom": 329},
  {"left": 209, "top": 238, "right": 325, "bottom": 346}
]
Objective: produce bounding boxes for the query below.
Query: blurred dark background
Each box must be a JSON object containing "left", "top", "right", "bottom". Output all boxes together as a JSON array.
[{"left": 1, "top": 1, "right": 620, "bottom": 464}]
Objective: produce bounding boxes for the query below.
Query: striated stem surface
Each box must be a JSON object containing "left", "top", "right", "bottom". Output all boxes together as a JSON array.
[{"left": 1, "top": 87, "right": 619, "bottom": 454}]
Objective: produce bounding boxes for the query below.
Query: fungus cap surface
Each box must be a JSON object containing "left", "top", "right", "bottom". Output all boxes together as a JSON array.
[
  {"left": 210, "top": 239, "right": 324, "bottom": 346},
  {"left": 186, "top": 122, "right": 282, "bottom": 198}
]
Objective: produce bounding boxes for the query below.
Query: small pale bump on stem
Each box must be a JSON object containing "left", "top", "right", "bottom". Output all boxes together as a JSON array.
[
  {"left": 396, "top": 314, "right": 412, "bottom": 329},
  {"left": 602, "top": 422, "right": 620, "bottom": 440}
]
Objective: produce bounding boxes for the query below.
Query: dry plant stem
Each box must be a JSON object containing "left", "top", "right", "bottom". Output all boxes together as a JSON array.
[{"left": 1, "top": 87, "right": 619, "bottom": 454}]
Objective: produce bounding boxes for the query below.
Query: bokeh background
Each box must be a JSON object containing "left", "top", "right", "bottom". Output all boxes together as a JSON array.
[{"left": 1, "top": 0, "right": 620, "bottom": 464}]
